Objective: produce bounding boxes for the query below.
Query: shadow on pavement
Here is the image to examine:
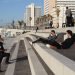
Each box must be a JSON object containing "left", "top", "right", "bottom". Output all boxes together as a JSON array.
[{"left": 10, "top": 56, "right": 28, "bottom": 63}]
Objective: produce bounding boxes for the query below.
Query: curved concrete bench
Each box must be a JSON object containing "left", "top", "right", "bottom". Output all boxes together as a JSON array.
[
  {"left": 24, "top": 38, "right": 48, "bottom": 75},
  {"left": 53, "top": 43, "right": 75, "bottom": 61},
  {"left": 28, "top": 35, "right": 75, "bottom": 75}
]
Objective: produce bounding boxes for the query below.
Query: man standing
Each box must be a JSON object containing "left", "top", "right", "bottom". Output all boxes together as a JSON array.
[
  {"left": 0, "top": 35, "right": 10, "bottom": 72},
  {"left": 65, "top": 7, "right": 72, "bottom": 27}
]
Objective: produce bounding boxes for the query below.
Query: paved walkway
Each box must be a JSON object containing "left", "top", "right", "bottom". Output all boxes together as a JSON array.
[
  {"left": 14, "top": 40, "right": 31, "bottom": 75},
  {"left": 0, "top": 40, "right": 31, "bottom": 75},
  {"left": 0, "top": 37, "right": 55, "bottom": 75}
]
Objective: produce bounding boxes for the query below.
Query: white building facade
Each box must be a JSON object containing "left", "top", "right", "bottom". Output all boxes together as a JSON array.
[
  {"left": 25, "top": 3, "right": 41, "bottom": 27},
  {"left": 44, "top": 0, "right": 56, "bottom": 15},
  {"left": 44, "top": 0, "right": 75, "bottom": 28},
  {"left": 57, "top": 0, "right": 75, "bottom": 27},
  {"left": 57, "top": 0, "right": 75, "bottom": 16}
]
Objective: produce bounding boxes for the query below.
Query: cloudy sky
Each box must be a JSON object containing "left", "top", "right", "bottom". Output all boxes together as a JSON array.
[{"left": 0, "top": 0, "right": 43, "bottom": 25}]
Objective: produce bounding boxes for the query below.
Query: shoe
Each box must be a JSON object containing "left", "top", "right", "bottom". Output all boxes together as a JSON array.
[
  {"left": 30, "top": 42, "right": 34, "bottom": 45},
  {"left": 32, "top": 42, "right": 33, "bottom": 45},
  {"left": 0, "top": 70, "right": 5, "bottom": 72}
]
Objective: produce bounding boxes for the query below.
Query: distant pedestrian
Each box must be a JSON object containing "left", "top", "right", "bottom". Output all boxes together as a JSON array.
[
  {"left": 36, "top": 27, "right": 38, "bottom": 32},
  {"left": 65, "top": 7, "right": 72, "bottom": 27},
  {"left": 49, "top": 20, "right": 53, "bottom": 28}
]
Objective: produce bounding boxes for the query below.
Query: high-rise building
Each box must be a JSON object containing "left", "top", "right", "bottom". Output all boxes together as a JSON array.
[
  {"left": 44, "top": 0, "right": 75, "bottom": 16},
  {"left": 44, "top": 0, "right": 75, "bottom": 28},
  {"left": 44, "top": 0, "right": 56, "bottom": 15},
  {"left": 25, "top": 3, "right": 41, "bottom": 26},
  {"left": 57, "top": 0, "right": 75, "bottom": 16}
]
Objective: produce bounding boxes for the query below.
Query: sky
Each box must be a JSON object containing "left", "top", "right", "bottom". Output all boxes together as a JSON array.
[{"left": 0, "top": 0, "right": 44, "bottom": 25}]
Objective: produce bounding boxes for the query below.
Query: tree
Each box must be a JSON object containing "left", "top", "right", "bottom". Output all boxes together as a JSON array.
[
  {"left": 29, "top": 17, "right": 32, "bottom": 29},
  {"left": 11, "top": 20, "right": 15, "bottom": 29},
  {"left": 56, "top": 8, "right": 60, "bottom": 17},
  {"left": 36, "top": 18, "right": 39, "bottom": 25},
  {"left": 56, "top": 8, "right": 60, "bottom": 28},
  {"left": 18, "top": 21, "right": 23, "bottom": 29},
  {"left": 18, "top": 20, "right": 26, "bottom": 29},
  {"left": 29, "top": 17, "right": 32, "bottom": 22},
  {"left": 47, "top": 14, "right": 53, "bottom": 20}
]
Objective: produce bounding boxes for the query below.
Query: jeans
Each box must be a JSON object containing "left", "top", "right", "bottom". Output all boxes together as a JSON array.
[
  {"left": 0, "top": 51, "right": 10, "bottom": 63},
  {"left": 32, "top": 37, "right": 61, "bottom": 49}
]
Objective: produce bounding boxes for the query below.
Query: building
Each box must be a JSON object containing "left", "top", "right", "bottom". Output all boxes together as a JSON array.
[
  {"left": 25, "top": 3, "right": 41, "bottom": 27},
  {"left": 44, "top": 0, "right": 75, "bottom": 16},
  {"left": 57, "top": 0, "right": 75, "bottom": 16},
  {"left": 57, "top": 0, "right": 75, "bottom": 27},
  {"left": 44, "top": 0, "right": 75, "bottom": 28},
  {"left": 44, "top": 0, "right": 56, "bottom": 15}
]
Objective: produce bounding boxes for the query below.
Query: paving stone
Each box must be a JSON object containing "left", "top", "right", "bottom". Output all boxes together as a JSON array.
[{"left": 14, "top": 40, "right": 31, "bottom": 75}]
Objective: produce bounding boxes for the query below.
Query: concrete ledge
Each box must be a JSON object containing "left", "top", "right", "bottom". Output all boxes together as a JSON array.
[
  {"left": 24, "top": 38, "right": 48, "bottom": 75},
  {"left": 34, "top": 27, "right": 75, "bottom": 33},
  {"left": 28, "top": 35, "right": 75, "bottom": 75}
]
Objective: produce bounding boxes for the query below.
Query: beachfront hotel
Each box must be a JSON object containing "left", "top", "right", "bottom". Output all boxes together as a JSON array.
[{"left": 25, "top": 3, "right": 41, "bottom": 27}]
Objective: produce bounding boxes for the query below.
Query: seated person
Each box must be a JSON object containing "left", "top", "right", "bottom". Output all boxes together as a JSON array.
[
  {"left": 0, "top": 35, "right": 10, "bottom": 72},
  {"left": 32, "top": 30, "right": 57, "bottom": 44},
  {"left": 72, "top": 33, "right": 75, "bottom": 42},
  {"left": 32, "top": 30, "right": 74, "bottom": 49}
]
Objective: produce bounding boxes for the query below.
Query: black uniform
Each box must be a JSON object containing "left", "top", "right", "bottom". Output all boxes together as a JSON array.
[{"left": 0, "top": 42, "right": 10, "bottom": 64}]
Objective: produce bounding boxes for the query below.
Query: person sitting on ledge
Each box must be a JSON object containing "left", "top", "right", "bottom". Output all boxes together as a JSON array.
[
  {"left": 32, "top": 30, "right": 74, "bottom": 49},
  {"left": 0, "top": 35, "right": 11, "bottom": 72},
  {"left": 32, "top": 30, "right": 57, "bottom": 44}
]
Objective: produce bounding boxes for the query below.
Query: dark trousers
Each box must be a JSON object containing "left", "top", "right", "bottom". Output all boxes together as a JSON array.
[
  {"left": 66, "top": 16, "right": 72, "bottom": 27},
  {"left": 33, "top": 38, "right": 61, "bottom": 49},
  {"left": 0, "top": 52, "right": 10, "bottom": 63}
]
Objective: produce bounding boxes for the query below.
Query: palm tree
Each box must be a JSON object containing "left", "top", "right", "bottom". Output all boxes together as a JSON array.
[
  {"left": 29, "top": 17, "right": 32, "bottom": 29},
  {"left": 18, "top": 21, "right": 22, "bottom": 29},
  {"left": 24, "top": 22, "right": 26, "bottom": 29},
  {"left": 29, "top": 17, "right": 32, "bottom": 21},
  {"left": 21, "top": 20, "right": 26, "bottom": 29},
  {"left": 56, "top": 8, "right": 60, "bottom": 28},
  {"left": 36, "top": 18, "right": 39, "bottom": 25},
  {"left": 47, "top": 14, "right": 53, "bottom": 21},
  {"left": 11, "top": 20, "right": 15, "bottom": 29},
  {"left": 43, "top": 15, "right": 47, "bottom": 21}
]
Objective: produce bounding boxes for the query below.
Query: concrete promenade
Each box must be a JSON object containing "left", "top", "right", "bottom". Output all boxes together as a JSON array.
[
  {"left": 0, "top": 28, "right": 75, "bottom": 75},
  {"left": 0, "top": 38, "right": 31, "bottom": 75},
  {"left": 0, "top": 36, "right": 54, "bottom": 75}
]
